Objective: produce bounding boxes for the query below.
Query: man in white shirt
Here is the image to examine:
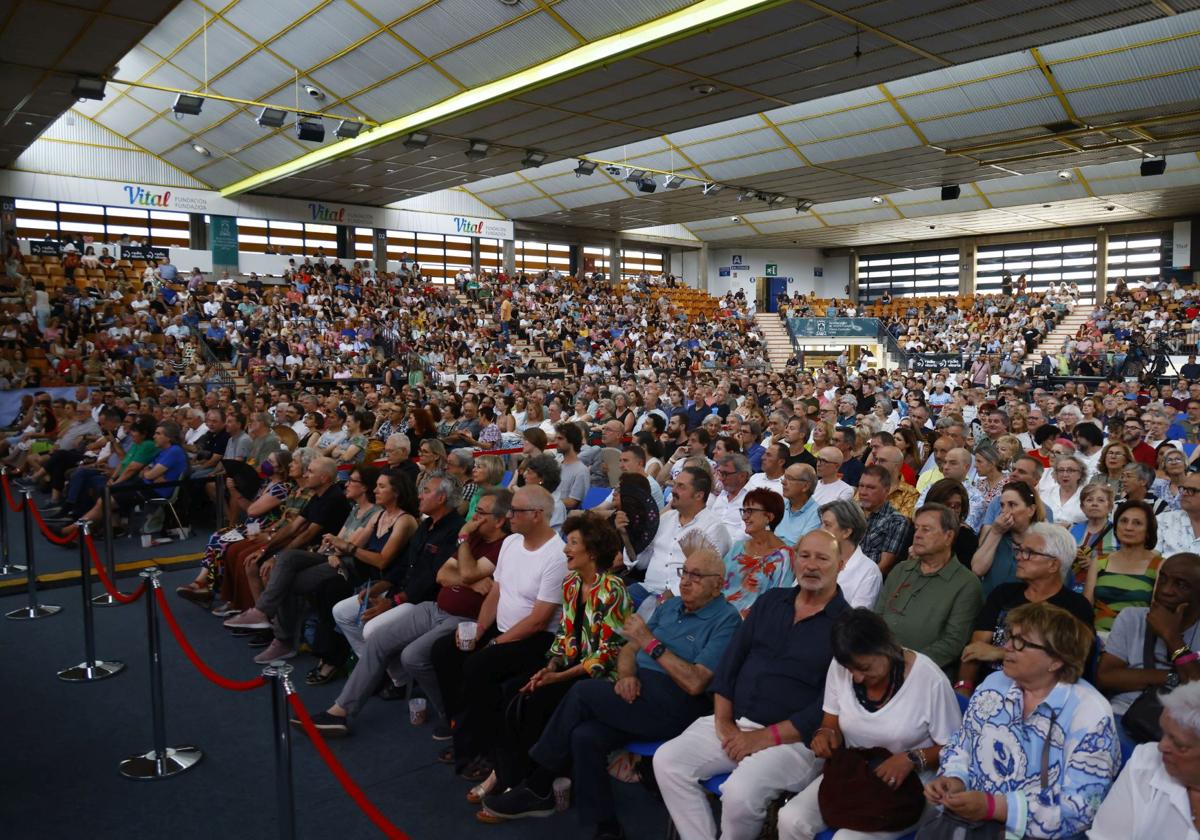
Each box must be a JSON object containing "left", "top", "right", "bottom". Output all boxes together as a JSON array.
[
  {"left": 710, "top": 453, "right": 752, "bottom": 544},
  {"left": 812, "top": 446, "right": 854, "bottom": 505},
  {"left": 1156, "top": 474, "right": 1200, "bottom": 557},
  {"left": 635, "top": 466, "right": 731, "bottom": 612},
  {"left": 745, "top": 442, "right": 786, "bottom": 497}
]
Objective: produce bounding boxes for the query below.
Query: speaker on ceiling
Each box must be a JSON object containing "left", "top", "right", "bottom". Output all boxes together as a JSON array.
[
  {"left": 941, "top": 185, "right": 961, "bottom": 201},
  {"left": 1140, "top": 159, "right": 1166, "bottom": 177}
]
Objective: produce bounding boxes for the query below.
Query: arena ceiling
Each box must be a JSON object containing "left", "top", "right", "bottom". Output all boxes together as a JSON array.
[{"left": 5, "top": 0, "right": 1200, "bottom": 248}]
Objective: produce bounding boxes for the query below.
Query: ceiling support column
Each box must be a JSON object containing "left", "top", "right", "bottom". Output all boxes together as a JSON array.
[
  {"left": 959, "top": 239, "right": 976, "bottom": 296},
  {"left": 502, "top": 239, "right": 516, "bottom": 276},
  {"left": 697, "top": 243, "right": 709, "bottom": 292},
  {"left": 1095, "top": 227, "right": 1109, "bottom": 305},
  {"left": 611, "top": 235, "right": 622, "bottom": 282}
]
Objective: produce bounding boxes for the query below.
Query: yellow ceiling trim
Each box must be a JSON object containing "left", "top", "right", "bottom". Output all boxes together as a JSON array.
[
  {"left": 1072, "top": 167, "right": 1098, "bottom": 198},
  {"left": 758, "top": 113, "right": 814, "bottom": 167},
  {"left": 792, "top": 0, "right": 951, "bottom": 66},
  {"left": 876, "top": 83, "right": 929, "bottom": 146},
  {"left": 756, "top": 113, "right": 905, "bottom": 193},
  {"left": 1029, "top": 47, "right": 1079, "bottom": 124},
  {"left": 1063, "top": 62, "right": 1200, "bottom": 94},
  {"left": 661, "top": 137, "right": 717, "bottom": 183},
  {"left": 1051, "top": 26, "right": 1200, "bottom": 66},
  {"left": 530, "top": 0, "right": 587, "bottom": 45},
  {"left": 220, "top": 0, "right": 791, "bottom": 196},
  {"left": 513, "top": 172, "right": 569, "bottom": 212},
  {"left": 344, "top": 0, "right": 465, "bottom": 92},
  {"left": 969, "top": 182, "right": 995, "bottom": 210},
  {"left": 449, "top": 186, "right": 506, "bottom": 219}
]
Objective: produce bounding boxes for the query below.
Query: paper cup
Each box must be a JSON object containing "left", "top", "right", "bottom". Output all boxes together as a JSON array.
[
  {"left": 552, "top": 777, "right": 571, "bottom": 812},
  {"left": 409, "top": 697, "right": 427, "bottom": 725},
  {"left": 457, "top": 621, "right": 478, "bottom": 651}
]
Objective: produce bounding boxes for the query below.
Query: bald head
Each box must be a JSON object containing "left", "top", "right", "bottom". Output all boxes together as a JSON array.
[
  {"left": 944, "top": 448, "right": 973, "bottom": 481},
  {"left": 818, "top": 446, "right": 844, "bottom": 465},
  {"left": 515, "top": 484, "right": 555, "bottom": 518},
  {"left": 874, "top": 446, "right": 904, "bottom": 479}
]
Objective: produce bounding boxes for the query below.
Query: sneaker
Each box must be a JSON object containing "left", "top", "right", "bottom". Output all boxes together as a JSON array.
[
  {"left": 210, "top": 602, "right": 240, "bottom": 618},
  {"left": 253, "top": 638, "right": 295, "bottom": 664},
  {"left": 480, "top": 784, "right": 555, "bottom": 820},
  {"left": 230, "top": 625, "right": 258, "bottom": 637},
  {"left": 432, "top": 722, "right": 454, "bottom": 741},
  {"left": 291, "top": 710, "right": 349, "bottom": 737},
  {"left": 224, "top": 607, "right": 270, "bottom": 629}
]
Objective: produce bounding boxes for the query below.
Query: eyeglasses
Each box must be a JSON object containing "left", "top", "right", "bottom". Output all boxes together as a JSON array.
[
  {"left": 1005, "top": 631, "right": 1052, "bottom": 654},
  {"left": 345, "top": 477, "right": 364, "bottom": 485},
  {"left": 1014, "top": 545, "right": 1060, "bottom": 563},
  {"left": 507, "top": 507, "right": 540, "bottom": 516},
  {"left": 1182, "top": 486, "right": 1200, "bottom": 496},
  {"left": 739, "top": 507, "right": 767, "bottom": 517},
  {"left": 677, "top": 567, "right": 722, "bottom": 583}
]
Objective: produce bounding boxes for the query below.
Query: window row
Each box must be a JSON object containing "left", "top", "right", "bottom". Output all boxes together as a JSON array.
[{"left": 13, "top": 198, "right": 190, "bottom": 247}]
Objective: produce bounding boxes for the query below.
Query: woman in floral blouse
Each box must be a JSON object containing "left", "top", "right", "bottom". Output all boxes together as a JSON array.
[
  {"left": 479, "top": 513, "right": 631, "bottom": 821},
  {"left": 720, "top": 488, "right": 792, "bottom": 618}
]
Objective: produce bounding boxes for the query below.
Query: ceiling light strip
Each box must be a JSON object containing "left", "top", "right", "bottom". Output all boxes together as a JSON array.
[{"left": 218, "top": 0, "right": 790, "bottom": 197}]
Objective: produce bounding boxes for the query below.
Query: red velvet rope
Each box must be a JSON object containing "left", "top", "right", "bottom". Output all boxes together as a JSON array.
[
  {"left": 27, "top": 498, "right": 77, "bottom": 544},
  {"left": 287, "top": 693, "right": 410, "bottom": 839},
  {"left": 1, "top": 474, "right": 24, "bottom": 512},
  {"left": 83, "top": 533, "right": 145, "bottom": 604},
  {"left": 154, "top": 588, "right": 269, "bottom": 692}
]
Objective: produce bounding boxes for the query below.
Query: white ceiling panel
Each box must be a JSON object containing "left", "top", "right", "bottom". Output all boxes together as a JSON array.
[
  {"left": 435, "top": 12, "right": 581, "bottom": 90},
  {"left": 751, "top": 215, "right": 827, "bottom": 233},
  {"left": 213, "top": 50, "right": 300, "bottom": 102},
  {"left": 95, "top": 96, "right": 158, "bottom": 133},
  {"left": 140, "top": 1, "right": 206, "bottom": 58},
  {"left": 1036, "top": 11, "right": 1195, "bottom": 63},
  {"left": 396, "top": 0, "right": 529, "bottom": 57},
  {"left": 270, "top": 3, "right": 378, "bottom": 70},
  {"left": 170, "top": 19, "right": 256, "bottom": 81},
  {"left": 983, "top": 182, "right": 1092, "bottom": 206},
  {"left": 553, "top": 0, "right": 696, "bottom": 43},
  {"left": 900, "top": 68, "right": 1049, "bottom": 121},
  {"left": 701, "top": 148, "right": 805, "bottom": 180},
  {"left": 1068, "top": 71, "right": 1200, "bottom": 118},
  {"left": 555, "top": 183, "right": 637, "bottom": 208},
  {"left": 129, "top": 118, "right": 192, "bottom": 154},
  {"left": 920, "top": 98, "right": 1067, "bottom": 144},
  {"left": 894, "top": 195, "right": 991, "bottom": 215},
  {"left": 221, "top": 0, "right": 324, "bottom": 43},
  {"left": 193, "top": 156, "right": 255, "bottom": 188},
  {"left": 668, "top": 114, "right": 781, "bottom": 146},
  {"left": 348, "top": 64, "right": 461, "bottom": 122},
  {"left": 798, "top": 125, "right": 921, "bottom": 164},
  {"left": 138, "top": 62, "right": 204, "bottom": 97},
  {"left": 350, "top": 0, "right": 430, "bottom": 28},
  {"left": 309, "top": 33, "right": 420, "bottom": 98},
  {"left": 682, "top": 128, "right": 787, "bottom": 165},
  {"left": 782, "top": 101, "right": 905, "bottom": 143},
  {"left": 235, "top": 133, "right": 309, "bottom": 172},
  {"left": 475, "top": 182, "right": 543, "bottom": 206},
  {"left": 494, "top": 197, "right": 561, "bottom": 217},
  {"left": 530, "top": 171, "right": 627, "bottom": 195},
  {"left": 197, "top": 112, "right": 274, "bottom": 154},
  {"left": 114, "top": 46, "right": 162, "bottom": 82},
  {"left": 769, "top": 86, "right": 887, "bottom": 125},
  {"left": 160, "top": 141, "right": 215, "bottom": 174},
  {"left": 820, "top": 206, "right": 900, "bottom": 225}
]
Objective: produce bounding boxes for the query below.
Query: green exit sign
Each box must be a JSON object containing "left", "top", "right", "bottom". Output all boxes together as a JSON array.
[{"left": 765, "top": 264, "right": 778, "bottom": 276}]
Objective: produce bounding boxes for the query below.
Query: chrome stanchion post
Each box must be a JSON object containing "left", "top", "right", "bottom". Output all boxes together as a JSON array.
[
  {"left": 5, "top": 489, "right": 60, "bottom": 620},
  {"left": 92, "top": 483, "right": 119, "bottom": 606},
  {"left": 58, "top": 521, "right": 125, "bottom": 682},
  {"left": 0, "top": 467, "right": 26, "bottom": 575},
  {"left": 264, "top": 661, "right": 296, "bottom": 840},
  {"left": 119, "top": 567, "right": 203, "bottom": 779}
]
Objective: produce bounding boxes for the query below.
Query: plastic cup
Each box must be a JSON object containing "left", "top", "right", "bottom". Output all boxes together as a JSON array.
[
  {"left": 552, "top": 777, "right": 571, "bottom": 812},
  {"left": 457, "top": 621, "right": 478, "bottom": 651},
  {"left": 409, "top": 697, "right": 427, "bottom": 726},
  {"left": 246, "top": 521, "right": 261, "bottom": 536}
]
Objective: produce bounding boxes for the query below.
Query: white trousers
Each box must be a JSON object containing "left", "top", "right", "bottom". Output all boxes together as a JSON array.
[
  {"left": 776, "top": 774, "right": 923, "bottom": 840},
  {"left": 653, "top": 714, "right": 823, "bottom": 840}
]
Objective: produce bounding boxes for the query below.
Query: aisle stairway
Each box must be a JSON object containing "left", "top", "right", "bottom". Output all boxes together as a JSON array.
[
  {"left": 755, "top": 314, "right": 794, "bottom": 372},
  {"left": 1026, "top": 305, "right": 1095, "bottom": 368}
]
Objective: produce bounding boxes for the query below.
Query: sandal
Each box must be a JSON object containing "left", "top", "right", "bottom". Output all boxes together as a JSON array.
[
  {"left": 305, "top": 663, "right": 340, "bottom": 686},
  {"left": 466, "top": 771, "right": 497, "bottom": 804}
]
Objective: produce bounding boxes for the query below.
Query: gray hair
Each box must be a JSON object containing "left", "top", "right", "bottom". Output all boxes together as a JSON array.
[
  {"left": 1058, "top": 454, "right": 1089, "bottom": 483},
  {"left": 1161, "top": 681, "right": 1200, "bottom": 738},
  {"left": 419, "top": 473, "right": 457, "bottom": 504},
  {"left": 478, "top": 486, "right": 513, "bottom": 518},
  {"left": 447, "top": 447, "right": 475, "bottom": 470},
  {"left": 875, "top": 396, "right": 893, "bottom": 414},
  {"left": 1057, "top": 405, "right": 1083, "bottom": 421},
  {"left": 387, "top": 432, "right": 411, "bottom": 455},
  {"left": 719, "top": 453, "right": 751, "bottom": 476},
  {"left": 1125, "top": 462, "right": 1156, "bottom": 485},
  {"left": 1025, "top": 522, "right": 1077, "bottom": 582},
  {"left": 818, "top": 499, "right": 867, "bottom": 545}
]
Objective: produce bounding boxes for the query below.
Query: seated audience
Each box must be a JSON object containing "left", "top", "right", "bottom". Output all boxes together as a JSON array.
[
  {"left": 719, "top": 488, "right": 791, "bottom": 618},
  {"left": 818, "top": 499, "right": 883, "bottom": 610},
  {"left": 1085, "top": 500, "right": 1163, "bottom": 633}
]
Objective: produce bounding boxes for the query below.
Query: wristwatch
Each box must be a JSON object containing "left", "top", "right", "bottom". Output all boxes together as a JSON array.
[
  {"left": 1165, "top": 669, "right": 1181, "bottom": 689},
  {"left": 645, "top": 639, "right": 666, "bottom": 659}
]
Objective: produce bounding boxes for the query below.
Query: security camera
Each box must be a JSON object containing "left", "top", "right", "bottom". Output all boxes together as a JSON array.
[
  {"left": 731, "top": 216, "right": 741, "bottom": 223},
  {"left": 1057, "top": 169, "right": 1072, "bottom": 181},
  {"left": 304, "top": 84, "right": 325, "bottom": 100},
  {"left": 1105, "top": 205, "right": 1115, "bottom": 211},
  {"left": 604, "top": 165, "right": 624, "bottom": 177}
]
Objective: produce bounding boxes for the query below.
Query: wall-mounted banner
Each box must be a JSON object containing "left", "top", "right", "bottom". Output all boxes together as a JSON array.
[
  {"left": 789, "top": 317, "right": 879, "bottom": 338},
  {"left": 210, "top": 215, "right": 239, "bottom": 269},
  {"left": 0, "top": 172, "right": 516, "bottom": 241},
  {"left": 29, "top": 240, "right": 61, "bottom": 256},
  {"left": 908, "top": 353, "right": 965, "bottom": 372},
  {"left": 119, "top": 245, "right": 170, "bottom": 262}
]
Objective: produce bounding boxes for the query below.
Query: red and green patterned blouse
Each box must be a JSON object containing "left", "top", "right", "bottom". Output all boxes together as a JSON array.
[{"left": 548, "top": 570, "right": 631, "bottom": 679}]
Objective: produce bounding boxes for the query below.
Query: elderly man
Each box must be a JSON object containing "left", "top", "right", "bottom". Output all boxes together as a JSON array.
[
  {"left": 585, "top": 419, "right": 625, "bottom": 490},
  {"left": 383, "top": 432, "right": 418, "bottom": 484},
  {"left": 774, "top": 464, "right": 820, "bottom": 546},
  {"left": 875, "top": 504, "right": 983, "bottom": 674},
  {"left": 872, "top": 445, "right": 919, "bottom": 518},
  {"left": 812, "top": 446, "right": 854, "bottom": 505},
  {"left": 431, "top": 485, "right": 566, "bottom": 778},
  {"left": 1156, "top": 473, "right": 1200, "bottom": 557},
  {"left": 919, "top": 447, "right": 982, "bottom": 516},
  {"left": 915, "top": 434, "right": 953, "bottom": 495},
  {"left": 223, "top": 457, "right": 351, "bottom": 660},
  {"left": 480, "top": 544, "right": 742, "bottom": 837},
  {"left": 710, "top": 453, "right": 753, "bottom": 543},
  {"left": 856, "top": 464, "right": 912, "bottom": 574},
  {"left": 655, "top": 530, "right": 849, "bottom": 840},
  {"left": 634, "top": 466, "right": 731, "bottom": 611},
  {"left": 245, "top": 411, "right": 281, "bottom": 467}
]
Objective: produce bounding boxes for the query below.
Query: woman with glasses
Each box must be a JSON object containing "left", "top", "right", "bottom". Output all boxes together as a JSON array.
[
  {"left": 1096, "top": 441, "right": 1135, "bottom": 492},
  {"left": 1070, "top": 482, "right": 1119, "bottom": 589},
  {"left": 973, "top": 481, "right": 1046, "bottom": 597},
  {"left": 777, "top": 609, "right": 961, "bottom": 840},
  {"left": 958, "top": 523, "right": 1094, "bottom": 698},
  {"left": 416, "top": 438, "right": 448, "bottom": 487},
  {"left": 1044, "top": 454, "right": 1088, "bottom": 527},
  {"left": 466, "top": 455, "right": 506, "bottom": 521},
  {"left": 1154, "top": 446, "right": 1189, "bottom": 512},
  {"left": 719, "top": 488, "right": 791, "bottom": 619},
  {"left": 1085, "top": 499, "right": 1164, "bottom": 633},
  {"left": 925, "top": 602, "right": 1119, "bottom": 839}
]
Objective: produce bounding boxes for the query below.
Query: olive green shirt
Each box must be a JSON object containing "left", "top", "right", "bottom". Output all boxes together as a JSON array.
[{"left": 874, "top": 555, "right": 983, "bottom": 674}]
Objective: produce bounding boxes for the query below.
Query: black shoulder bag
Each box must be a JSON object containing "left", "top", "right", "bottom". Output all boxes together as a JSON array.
[{"left": 1121, "top": 620, "right": 1168, "bottom": 743}]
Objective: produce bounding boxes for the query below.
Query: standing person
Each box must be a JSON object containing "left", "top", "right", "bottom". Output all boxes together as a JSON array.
[
  {"left": 654, "top": 530, "right": 850, "bottom": 840},
  {"left": 431, "top": 486, "right": 567, "bottom": 780}
]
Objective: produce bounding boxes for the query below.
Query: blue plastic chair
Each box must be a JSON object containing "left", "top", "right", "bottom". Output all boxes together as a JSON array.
[
  {"left": 701, "top": 772, "right": 729, "bottom": 795},
  {"left": 581, "top": 487, "right": 612, "bottom": 510},
  {"left": 626, "top": 740, "right": 663, "bottom": 757},
  {"left": 957, "top": 692, "right": 970, "bottom": 714},
  {"left": 500, "top": 470, "right": 512, "bottom": 486}
]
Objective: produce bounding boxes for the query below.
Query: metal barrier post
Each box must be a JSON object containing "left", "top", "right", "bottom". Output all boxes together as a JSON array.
[
  {"left": 5, "top": 489, "right": 60, "bottom": 620},
  {"left": 215, "top": 474, "right": 226, "bottom": 534},
  {"left": 92, "top": 484, "right": 120, "bottom": 606},
  {"left": 119, "top": 568, "right": 203, "bottom": 779},
  {"left": 58, "top": 522, "right": 125, "bottom": 682},
  {"left": 0, "top": 467, "right": 25, "bottom": 575},
  {"left": 264, "top": 661, "right": 296, "bottom": 840}
]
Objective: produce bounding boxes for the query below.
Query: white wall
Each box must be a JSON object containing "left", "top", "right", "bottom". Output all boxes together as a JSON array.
[
  {"left": 821, "top": 255, "right": 851, "bottom": 298},
  {"left": 704, "top": 248, "right": 826, "bottom": 298}
]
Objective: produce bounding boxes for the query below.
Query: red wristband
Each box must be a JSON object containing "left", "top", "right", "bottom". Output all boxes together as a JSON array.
[
  {"left": 769, "top": 724, "right": 782, "bottom": 746},
  {"left": 1175, "top": 652, "right": 1199, "bottom": 667},
  {"left": 985, "top": 792, "right": 996, "bottom": 820},
  {"left": 643, "top": 639, "right": 661, "bottom": 656}
]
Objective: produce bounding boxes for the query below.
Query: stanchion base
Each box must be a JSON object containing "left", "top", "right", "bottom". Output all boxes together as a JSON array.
[
  {"left": 6, "top": 604, "right": 61, "bottom": 620},
  {"left": 119, "top": 746, "right": 203, "bottom": 780},
  {"left": 91, "top": 592, "right": 125, "bottom": 607},
  {"left": 0, "top": 563, "right": 27, "bottom": 575},
  {"left": 57, "top": 660, "right": 126, "bottom": 682}
]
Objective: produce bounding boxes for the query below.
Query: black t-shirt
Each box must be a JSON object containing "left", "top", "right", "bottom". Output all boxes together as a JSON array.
[
  {"left": 195, "top": 429, "right": 229, "bottom": 459},
  {"left": 785, "top": 448, "right": 816, "bottom": 469},
  {"left": 384, "top": 509, "right": 466, "bottom": 603},
  {"left": 974, "top": 581, "right": 1095, "bottom": 667},
  {"left": 300, "top": 483, "right": 351, "bottom": 538}
]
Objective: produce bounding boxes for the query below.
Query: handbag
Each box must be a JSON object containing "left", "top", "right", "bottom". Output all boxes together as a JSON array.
[
  {"left": 915, "top": 709, "right": 1059, "bottom": 840},
  {"left": 818, "top": 747, "right": 924, "bottom": 832},
  {"left": 1121, "top": 620, "right": 1168, "bottom": 743}
]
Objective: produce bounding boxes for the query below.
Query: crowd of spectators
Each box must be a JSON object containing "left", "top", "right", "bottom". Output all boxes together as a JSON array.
[{"left": 6, "top": 240, "right": 1200, "bottom": 840}]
